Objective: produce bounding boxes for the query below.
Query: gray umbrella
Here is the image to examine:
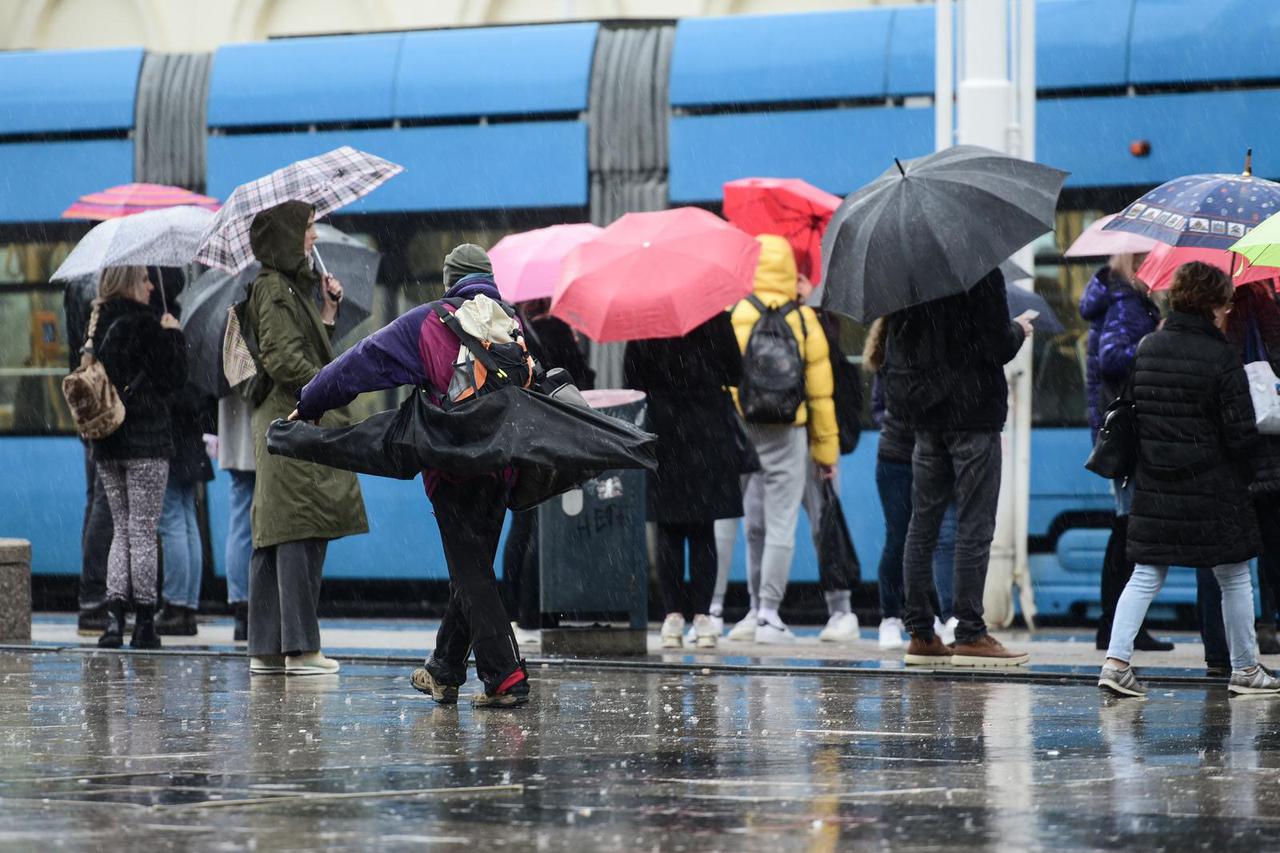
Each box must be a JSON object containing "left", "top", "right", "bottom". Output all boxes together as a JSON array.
[
  {"left": 179, "top": 225, "right": 381, "bottom": 398},
  {"left": 820, "top": 145, "right": 1068, "bottom": 323}
]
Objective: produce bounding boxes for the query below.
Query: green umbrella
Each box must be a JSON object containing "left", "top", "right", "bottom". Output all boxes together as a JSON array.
[{"left": 1230, "top": 210, "right": 1280, "bottom": 270}]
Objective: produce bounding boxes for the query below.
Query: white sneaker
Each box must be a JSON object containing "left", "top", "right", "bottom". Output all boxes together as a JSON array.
[
  {"left": 727, "top": 610, "right": 758, "bottom": 642},
  {"left": 878, "top": 618, "right": 906, "bottom": 650},
  {"left": 818, "top": 612, "right": 860, "bottom": 643},
  {"left": 512, "top": 623, "right": 541, "bottom": 647},
  {"left": 249, "top": 655, "right": 286, "bottom": 675},
  {"left": 692, "top": 614, "right": 719, "bottom": 649},
  {"left": 936, "top": 616, "right": 958, "bottom": 647},
  {"left": 660, "top": 613, "right": 685, "bottom": 648},
  {"left": 709, "top": 614, "right": 724, "bottom": 636},
  {"left": 755, "top": 620, "right": 797, "bottom": 645},
  {"left": 285, "top": 651, "right": 340, "bottom": 676}
]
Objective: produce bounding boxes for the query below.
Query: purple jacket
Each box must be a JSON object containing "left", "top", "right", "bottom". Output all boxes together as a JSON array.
[
  {"left": 1079, "top": 266, "right": 1160, "bottom": 436},
  {"left": 296, "top": 274, "right": 513, "bottom": 494}
]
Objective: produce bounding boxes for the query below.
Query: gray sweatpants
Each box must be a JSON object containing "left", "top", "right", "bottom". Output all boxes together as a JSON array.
[
  {"left": 248, "top": 538, "right": 328, "bottom": 656},
  {"left": 742, "top": 424, "right": 809, "bottom": 611}
]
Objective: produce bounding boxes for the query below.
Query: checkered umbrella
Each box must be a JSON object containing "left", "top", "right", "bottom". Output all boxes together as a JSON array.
[{"left": 195, "top": 146, "right": 402, "bottom": 273}]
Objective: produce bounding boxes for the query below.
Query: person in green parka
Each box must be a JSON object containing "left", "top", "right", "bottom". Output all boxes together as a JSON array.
[{"left": 244, "top": 200, "right": 368, "bottom": 676}]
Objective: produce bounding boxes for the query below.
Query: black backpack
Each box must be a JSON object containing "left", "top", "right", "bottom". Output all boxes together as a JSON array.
[{"left": 739, "top": 295, "right": 807, "bottom": 424}]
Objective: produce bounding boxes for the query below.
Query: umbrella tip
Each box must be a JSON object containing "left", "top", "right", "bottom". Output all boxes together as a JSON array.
[
  {"left": 894, "top": 158, "right": 906, "bottom": 177},
  {"left": 1245, "top": 148, "right": 1254, "bottom": 176}
]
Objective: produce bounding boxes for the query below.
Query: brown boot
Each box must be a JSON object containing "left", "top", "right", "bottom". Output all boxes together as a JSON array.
[
  {"left": 904, "top": 634, "right": 952, "bottom": 666},
  {"left": 950, "top": 634, "right": 1029, "bottom": 668}
]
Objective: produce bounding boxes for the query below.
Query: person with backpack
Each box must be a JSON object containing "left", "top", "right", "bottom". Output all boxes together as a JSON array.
[
  {"left": 726, "top": 235, "right": 838, "bottom": 644},
  {"left": 243, "top": 201, "right": 368, "bottom": 677},
  {"left": 624, "top": 312, "right": 744, "bottom": 650},
  {"left": 82, "top": 265, "right": 187, "bottom": 649},
  {"left": 290, "top": 245, "right": 533, "bottom": 707}
]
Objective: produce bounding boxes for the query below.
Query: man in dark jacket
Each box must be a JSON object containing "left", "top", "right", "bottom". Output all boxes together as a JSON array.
[{"left": 883, "top": 267, "right": 1032, "bottom": 666}]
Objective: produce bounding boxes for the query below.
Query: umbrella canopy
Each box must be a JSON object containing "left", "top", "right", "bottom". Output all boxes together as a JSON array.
[
  {"left": 62, "top": 183, "right": 219, "bottom": 220},
  {"left": 1103, "top": 172, "right": 1280, "bottom": 250},
  {"left": 723, "top": 177, "right": 840, "bottom": 282},
  {"left": 820, "top": 145, "right": 1068, "bottom": 323},
  {"left": 180, "top": 225, "right": 380, "bottom": 398},
  {"left": 1064, "top": 213, "right": 1160, "bottom": 258},
  {"left": 1139, "top": 242, "right": 1279, "bottom": 292},
  {"left": 1229, "top": 208, "right": 1280, "bottom": 271},
  {"left": 51, "top": 206, "right": 215, "bottom": 281},
  {"left": 552, "top": 207, "right": 761, "bottom": 343},
  {"left": 489, "top": 223, "right": 602, "bottom": 303},
  {"left": 1006, "top": 285, "right": 1064, "bottom": 334},
  {"left": 195, "top": 146, "right": 402, "bottom": 274}
]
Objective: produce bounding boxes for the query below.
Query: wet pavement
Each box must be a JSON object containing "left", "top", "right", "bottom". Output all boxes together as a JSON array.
[{"left": 3, "top": 649, "right": 1280, "bottom": 851}]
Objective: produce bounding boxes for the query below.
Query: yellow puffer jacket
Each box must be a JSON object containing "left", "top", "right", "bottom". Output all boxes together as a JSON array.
[{"left": 731, "top": 234, "right": 839, "bottom": 466}]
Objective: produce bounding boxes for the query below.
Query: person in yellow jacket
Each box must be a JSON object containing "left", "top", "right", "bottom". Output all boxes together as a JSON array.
[{"left": 724, "top": 234, "right": 838, "bottom": 644}]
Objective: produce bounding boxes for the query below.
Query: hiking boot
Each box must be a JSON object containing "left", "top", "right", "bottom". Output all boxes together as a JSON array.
[
  {"left": 904, "top": 633, "right": 952, "bottom": 666},
  {"left": 97, "top": 600, "right": 126, "bottom": 649},
  {"left": 1256, "top": 623, "right": 1280, "bottom": 656},
  {"left": 473, "top": 666, "right": 530, "bottom": 708},
  {"left": 411, "top": 667, "right": 460, "bottom": 704},
  {"left": 949, "top": 634, "right": 1028, "bottom": 667},
  {"left": 156, "top": 604, "right": 197, "bottom": 637},
  {"left": 78, "top": 606, "right": 108, "bottom": 636},
  {"left": 129, "top": 603, "right": 162, "bottom": 650},
  {"left": 233, "top": 602, "right": 248, "bottom": 644},
  {"left": 1133, "top": 629, "right": 1174, "bottom": 652},
  {"left": 249, "top": 655, "right": 287, "bottom": 674},
  {"left": 878, "top": 617, "right": 906, "bottom": 650},
  {"left": 727, "top": 610, "right": 758, "bottom": 642},
  {"left": 1228, "top": 664, "right": 1280, "bottom": 696},
  {"left": 692, "top": 614, "right": 719, "bottom": 649},
  {"left": 660, "top": 614, "right": 685, "bottom": 649},
  {"left": 819, "top": 612, "right": 860, "bottom": 643},
  {"left": 1206, "top": 662, "right": 1231, "bottom": 680},
  {"left": 755, "top": 620, "right": 796, "bottom": 645},
  {"left": 286, "top": 652, "right": 340, "bottom": 676},
  {"left": 1098, "top": 662, "right": 1146, "bottom": 697}
]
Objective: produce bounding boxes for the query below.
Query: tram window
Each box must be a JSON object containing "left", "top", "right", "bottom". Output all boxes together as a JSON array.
[{"left": 0, "top": 240, "right": 77, "bottom": 435}]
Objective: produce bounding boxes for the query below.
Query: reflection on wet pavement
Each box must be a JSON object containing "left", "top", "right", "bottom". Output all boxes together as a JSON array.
[{"left": 2, "top": 650, "right": 1279, "bottom": 850}]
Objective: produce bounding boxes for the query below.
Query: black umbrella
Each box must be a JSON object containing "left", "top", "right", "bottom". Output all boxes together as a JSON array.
[
  {"left": 179, "top": 225, "right": 381, "bottom": 398},
  {"left": 820, "top": 145, "right": 1068, "bottom": 323},
  {"left": 1006, "top": 284, "right": 1064, "bottom": 335}
]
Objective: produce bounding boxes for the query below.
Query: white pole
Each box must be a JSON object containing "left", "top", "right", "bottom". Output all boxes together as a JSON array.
[{"left": 935, "top": 0, "right": 954, "bottom": 152}]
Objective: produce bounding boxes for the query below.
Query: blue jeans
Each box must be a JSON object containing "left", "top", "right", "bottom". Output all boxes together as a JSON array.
[
  {"left": 159, "top": 479, "right": 202, "bottom": 609},
  {"left": 1109, "top": 563, "right": 1258, "bottom": 671},
  {"left": 875, "top": 458, "right": 958, "bottom": 621},
  {"left": 225, "top": 470, "right": 255, "bottom": 604}
]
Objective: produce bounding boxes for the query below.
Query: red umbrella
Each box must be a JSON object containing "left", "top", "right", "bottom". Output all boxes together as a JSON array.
[
  {"left": 62, "top": 183, "right": 220, "bottom": 220},
  {"left": 552, "top": 207, "right": 761, "bottom": 343},
  {"left": 723, "top": 177, "right": 840, "bottom": 282},
  {"left": 1141, "top": 243, "right": 1279, "bottom": 291}
]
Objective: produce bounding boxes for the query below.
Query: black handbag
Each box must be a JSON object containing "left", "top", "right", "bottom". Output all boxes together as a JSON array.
[
  {"left": 817, "top": 479, "right": 861, "bottom": 589},
  {"left": 1085, "top": 376, "right": 1137, "bottom": 481}
]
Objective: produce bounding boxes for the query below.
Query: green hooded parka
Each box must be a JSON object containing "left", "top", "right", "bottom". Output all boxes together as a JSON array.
[{"left": 246, "top": 201, "right": 368, "bottom": 549}]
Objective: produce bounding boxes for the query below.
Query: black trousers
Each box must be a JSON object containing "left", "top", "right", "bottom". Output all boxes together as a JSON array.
[
  {"left": 79, "top": 442, "right": 113, "bottom": 610},
  {"left": 655, "top": 521, "right": 717, "bottom": 618},
  {"left": 1254, "top": 494, "right": 1280, "bottom": 625},
  {"left": 427, "top": 476, "right": 520, "bottom": 693},
  {"left": 1196, "top": 568, "right": 1230, "bottom": 668},
  {"left": 501, "top": 508, "right": 541, "bottom": 630},
  {"left": 1097, "top": 515, "right": 1146, "bottom": 644}
]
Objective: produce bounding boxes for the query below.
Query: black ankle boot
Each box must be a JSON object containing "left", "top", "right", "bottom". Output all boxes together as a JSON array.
[
  {"left": 98, "top": 600, "right": 126, "bottom": 649},
  {"left": 1257, "top": 622, "right": 1280, "bottom": 656},
  {"left": 1133, "top": 628, "right": 1174, "bottom": 652},
  {"left": 130, "top": 603, "right": 162, "bottom": 650}
]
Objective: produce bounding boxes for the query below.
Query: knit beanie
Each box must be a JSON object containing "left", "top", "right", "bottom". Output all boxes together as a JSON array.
[{"left": 443, "top": 243, "right": 493, "bottom": 286}]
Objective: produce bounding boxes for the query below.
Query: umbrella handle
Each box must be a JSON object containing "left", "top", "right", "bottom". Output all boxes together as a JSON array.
[{"left": 312, "top": 246, "right": 329, "bottom": 278}]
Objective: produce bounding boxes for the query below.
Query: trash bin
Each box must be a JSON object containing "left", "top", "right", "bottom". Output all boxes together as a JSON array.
[{"left": 538, "top": 389, "right": 648, "bottom": 655}]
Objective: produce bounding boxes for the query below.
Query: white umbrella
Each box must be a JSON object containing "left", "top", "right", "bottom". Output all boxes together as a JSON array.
[{"left": 51, "top": 205, "right": 215, "bottom": 282}]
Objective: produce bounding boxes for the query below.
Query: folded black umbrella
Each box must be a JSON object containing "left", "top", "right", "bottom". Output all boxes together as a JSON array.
[
  {"left": 267, "top": 385, "right": 658, "bottom": 511},
  {"left": 1006, "top": 284, "right": 1064, "bottom": 334},
  {"left": 820, "top": 145, "right": 1068, "bottom": 323}
]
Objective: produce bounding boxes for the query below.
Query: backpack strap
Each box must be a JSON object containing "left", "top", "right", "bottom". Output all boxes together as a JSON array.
[{"left": 432, "top": 301, "right": 500, "bottom": 373}]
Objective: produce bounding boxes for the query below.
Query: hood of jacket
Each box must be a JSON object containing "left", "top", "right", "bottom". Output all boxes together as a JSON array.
[
  {"left": 444, "top": 272, "right": 503, "bottom": 303},
  {"left": 1079, "top": 266, "right": 1141, "bottom": 323},
  {"left": 752, "top": 234, "right": 798, "bottom": 305},
  {"left": 250, "top": 200, "right": 316, "bottom": 284}
]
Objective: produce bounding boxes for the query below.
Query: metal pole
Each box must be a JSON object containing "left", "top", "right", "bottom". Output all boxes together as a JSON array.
[{"left": 935, "top": 0, "right": 954, "bottom": 151}]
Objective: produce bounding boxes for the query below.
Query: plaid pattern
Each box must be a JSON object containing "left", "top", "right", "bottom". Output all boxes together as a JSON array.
[
  {"left": 222, "top": 307, "right": 258, "bottom": 389},
  {"left": 196, "top": 146, "right": 402, "bottom": 273}
]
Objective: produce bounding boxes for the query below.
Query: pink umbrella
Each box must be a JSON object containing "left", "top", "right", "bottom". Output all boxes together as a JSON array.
[
  {"left": 489, "top": 223, "right": 602, "bottom": 303},
  {"left": 1064, "top": 213, "right": 1159, "bottom": 258},
  {"left": 1141, "top": 243, "right": 1279, "bottom": 291},
  {"left": 552, "top": 207, "right": 761, "bottom": 343}
]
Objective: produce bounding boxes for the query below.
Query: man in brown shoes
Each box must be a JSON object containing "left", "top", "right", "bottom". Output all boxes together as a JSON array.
[{"left": 883, "top": 268, "right": 1032, "bottom": 669}]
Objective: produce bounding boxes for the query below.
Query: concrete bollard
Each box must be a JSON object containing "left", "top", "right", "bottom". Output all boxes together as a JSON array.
[{"left": 0, "top": 539, "right": 32, "bottom": 643}]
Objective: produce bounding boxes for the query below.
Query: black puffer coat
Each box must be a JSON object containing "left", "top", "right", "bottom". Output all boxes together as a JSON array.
[
  {"left": 90, "top": 298, "right": 187, "bottom": 461},
  {"left": 1127, "top": 312, "right": 1260, "bottom": 568},
  {"left": 623, "top": 312, "right": 745, "bottom": 524},
  {"left": 1225, "top": 282, "right": 1280, "bottom": 495}
]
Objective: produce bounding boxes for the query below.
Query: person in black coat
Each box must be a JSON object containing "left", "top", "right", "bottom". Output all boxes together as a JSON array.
[
  {"left": 89, "top": 265, "right": 187, "bottom": 650},
  {"left": 624, "top": 312, "right": 745, "bottom": 649},
  {"left": 1100, "top": 262, "right": 1279, "bottom": 698}
]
